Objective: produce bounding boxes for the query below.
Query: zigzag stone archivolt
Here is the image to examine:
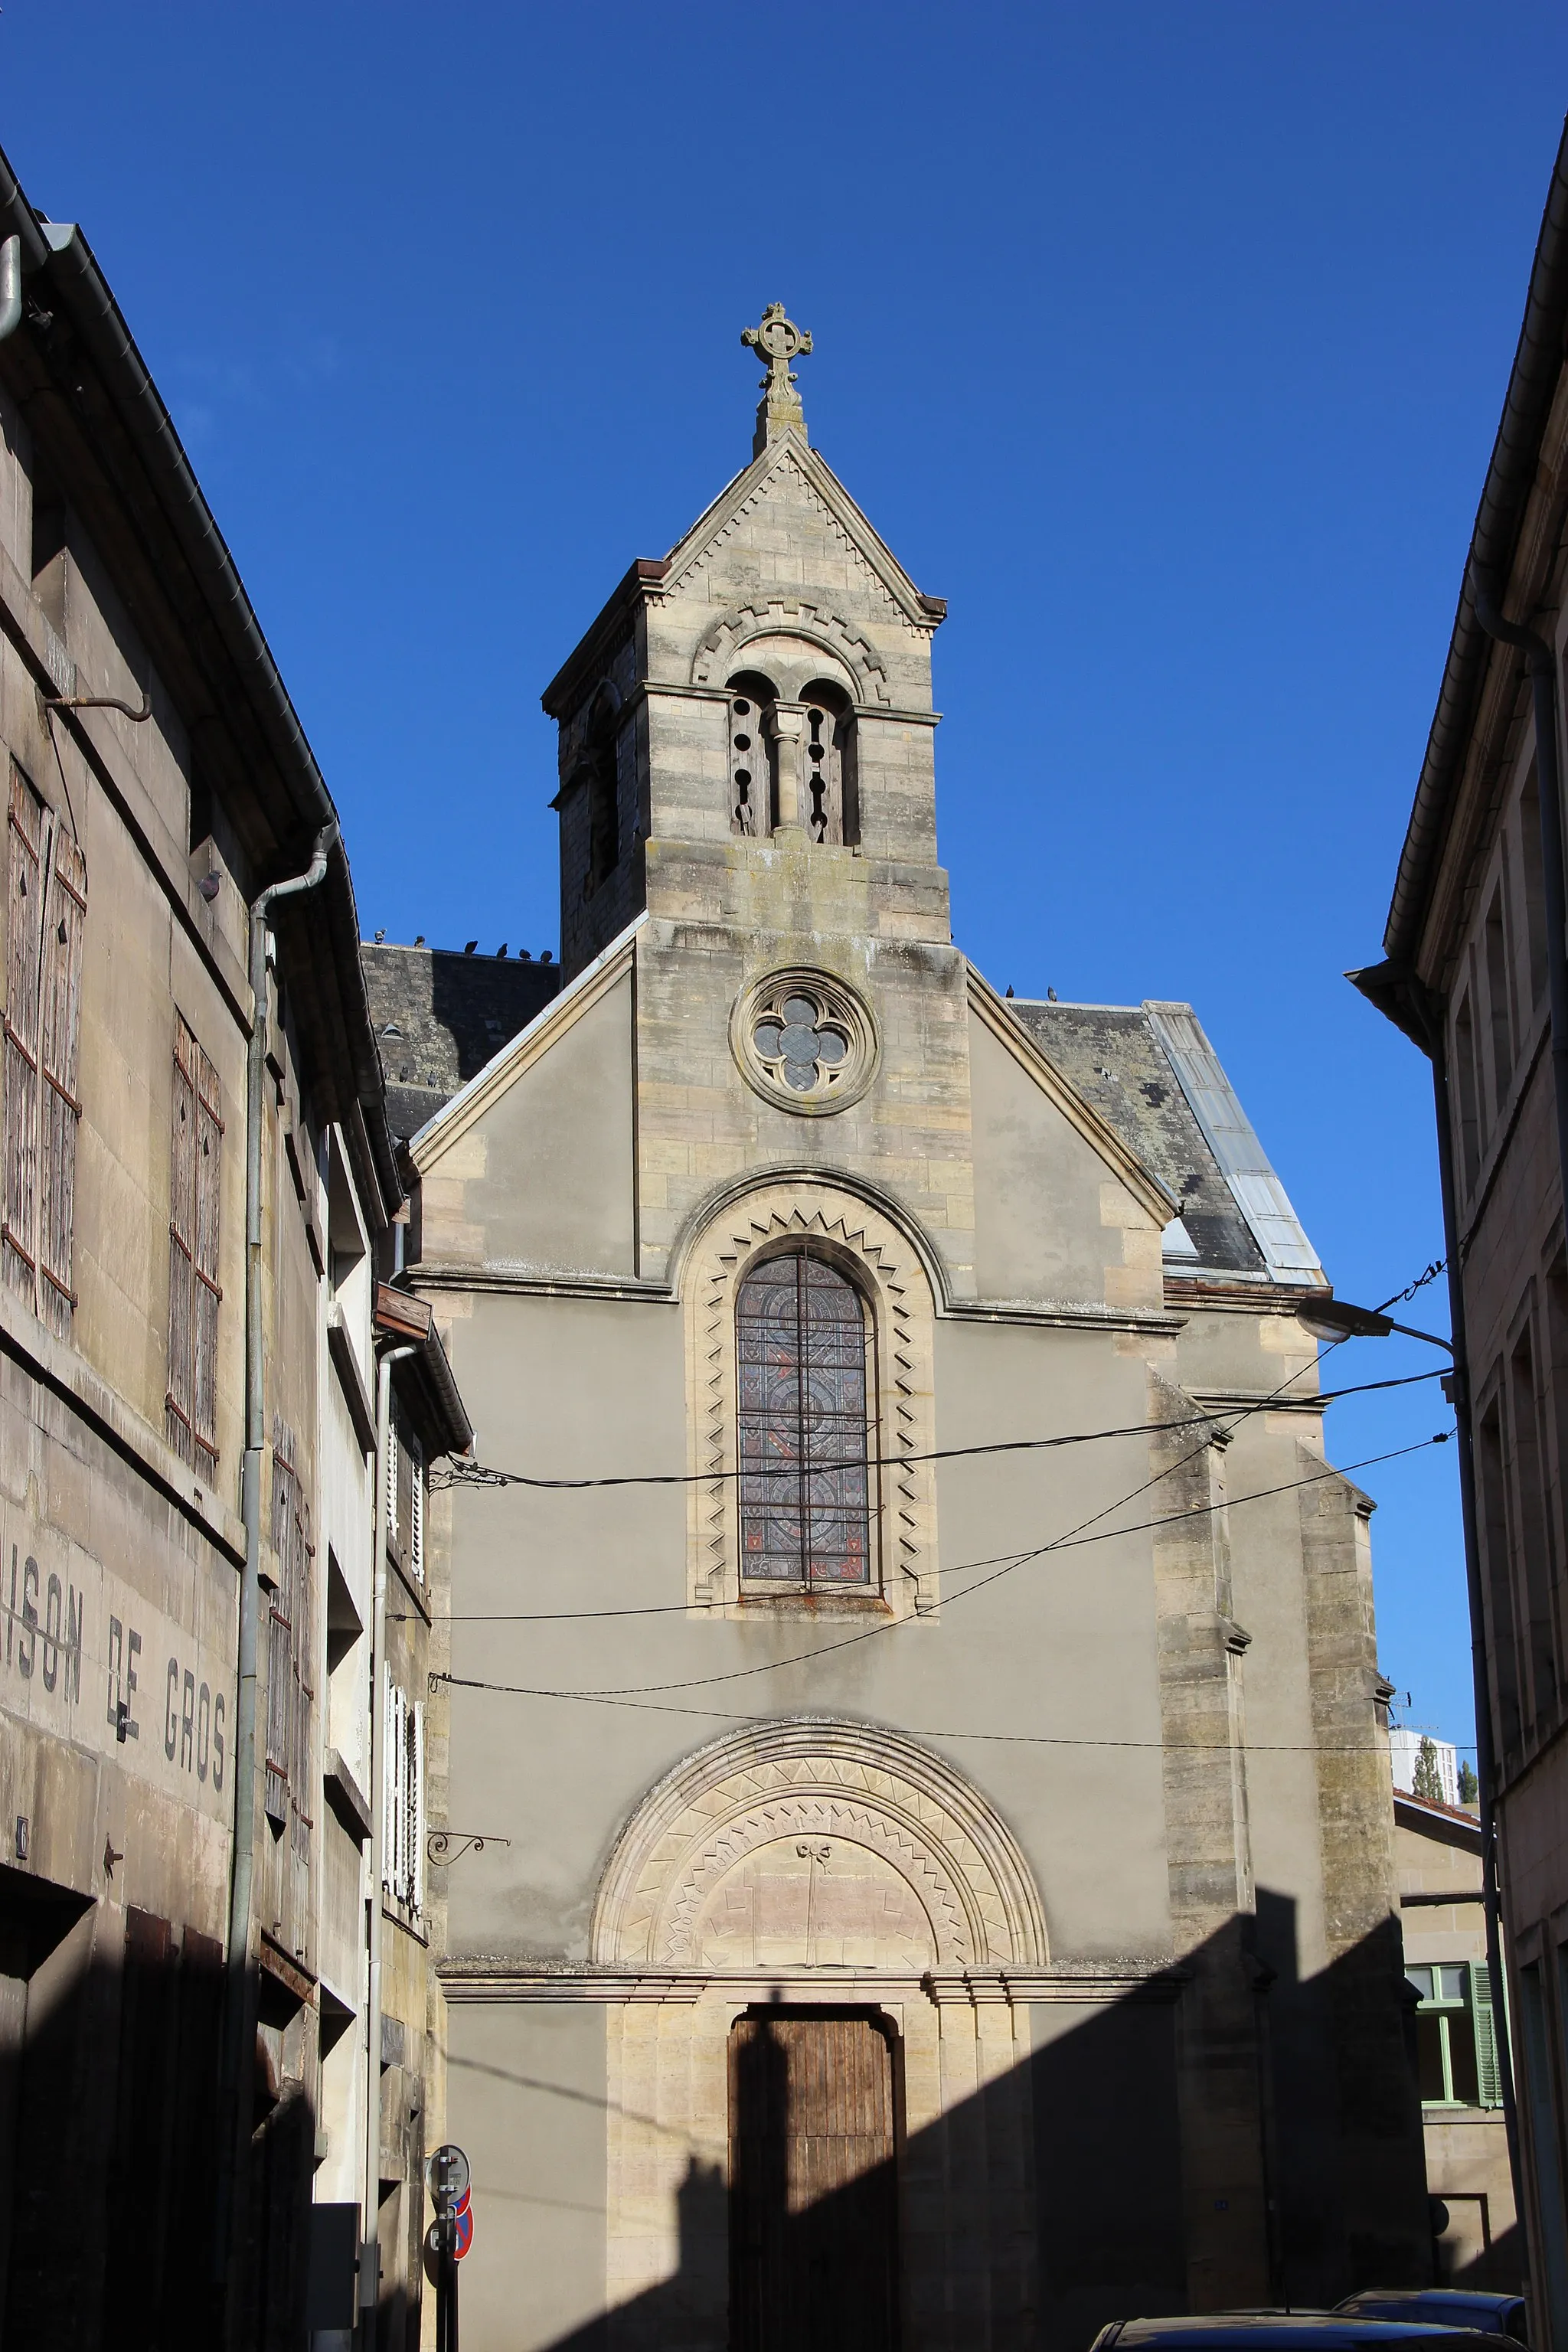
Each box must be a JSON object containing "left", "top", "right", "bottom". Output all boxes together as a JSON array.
[
  {"left": 591, "top": 1717, "right": 1049, "bottom": 1973},
  {"left": 689, "top": 598, "right": 893, "bottom": 704},
  {"left": 681, "top": 1182, "right": 936, "bottom": 1611}
]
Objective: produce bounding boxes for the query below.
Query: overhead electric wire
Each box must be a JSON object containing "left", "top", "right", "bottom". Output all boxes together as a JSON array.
[
  {"left": 426, "top": 1365, "right": 1445, "bottom": 1499},
  {"left": 418, "top": 1253, "right": 1455, "bottom": 1747},
  {"left": 426, "top": 1683, "right": 1472, "bottom": 1759},
  {"left": 432, "top": 1431, "right": 1450, "bottom": 1704},
  {"left": 403, "top": 1366, "right": 1445, "bottom": 1624}
]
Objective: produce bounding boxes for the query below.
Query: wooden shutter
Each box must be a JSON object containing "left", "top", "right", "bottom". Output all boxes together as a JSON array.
[
  {"left": 1472, "top": 1958, "right": 1504, "bottom": 2108},
  {"left": 37, "top": 823, "right": 86, "bottom": 1337},
  {"left": 292, "top": 1486, "right": 314, "bottom": 1865},
  {"left": 266, "top": 1419, "right": 315, "bottom": 1865},
  {"left": 265, "top": 1431, "right": 296, "bottom": 1826},
  {"left": 2, "top": 772, "right": 44, "bottom": 1305},
  {"left": 166, "top": 1025, "right": 197, "bottom": 1462},
  {"left": 191, "top": 1035, "right": 222, "bottom": 1472},
  {"left": 2, "top": 773, "right": 87, "bottom": 1335},
  {"left": 168, "top": 1021, "right": 223, "bottom": 1472}
]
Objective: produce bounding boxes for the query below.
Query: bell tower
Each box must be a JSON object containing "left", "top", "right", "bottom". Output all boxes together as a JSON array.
[{"left": 543, "top": 305, "right": 952, "bottom": 982}]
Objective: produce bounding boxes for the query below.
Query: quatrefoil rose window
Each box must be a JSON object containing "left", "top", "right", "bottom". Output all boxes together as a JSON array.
[{"left": 732, "top": 970, "right": 878, "bottom": 1116}]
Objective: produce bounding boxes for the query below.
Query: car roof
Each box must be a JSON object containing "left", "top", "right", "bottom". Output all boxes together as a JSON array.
[
  {"left": 1110, "top": 2321, "right": 1508, "bottom": 2348},
  {"left": 1340, "top": 2299, "right": 1521, "bottom": 2316}
]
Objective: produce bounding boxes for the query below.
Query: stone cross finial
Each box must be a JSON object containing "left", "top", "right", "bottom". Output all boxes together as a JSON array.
[{"left": 742, "top": 302, "right": 812, "bottom": 456}]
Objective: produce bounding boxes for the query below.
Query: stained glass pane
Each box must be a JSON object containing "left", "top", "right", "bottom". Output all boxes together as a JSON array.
[{"left": 737, "top": 1251, "right": 872, "bottom": 1586}]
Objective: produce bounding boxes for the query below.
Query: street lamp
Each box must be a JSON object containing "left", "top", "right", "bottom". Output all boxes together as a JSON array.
[{"left": 1294, "top": 1295, "right": 1453, "bottom": 1355}]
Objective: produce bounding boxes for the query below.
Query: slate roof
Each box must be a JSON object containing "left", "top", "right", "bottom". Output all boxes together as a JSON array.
[
  {"left": 361, "top": 943, "right": 561, "bottom": 1144},
  {"left": 1007, "top": 997, "right": 1321, "bottom": 1285}
]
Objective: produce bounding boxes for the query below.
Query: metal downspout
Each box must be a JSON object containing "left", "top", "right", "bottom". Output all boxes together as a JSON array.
[
  {"left": 1471, "top": 569, "right": 1568, "bottom": 1231},
  {"left": 364, "top": 1344, "right": 416, "bottom": 2344},
  {"left": 215, "top": 822, "right": 338, "bottom": 2334},
  {"left": 0, "top": 238, "right": 20, "bottom": 342}
]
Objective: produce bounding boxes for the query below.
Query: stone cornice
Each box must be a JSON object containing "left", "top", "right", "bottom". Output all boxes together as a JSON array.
[{"left": 437, "top": 1961, "right": 1187, "bottom": 2007}]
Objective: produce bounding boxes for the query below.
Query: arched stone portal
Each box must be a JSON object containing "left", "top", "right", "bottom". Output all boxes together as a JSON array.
[{"left": 594, "top": 1721, "right": 1047, "bottom": 2352}]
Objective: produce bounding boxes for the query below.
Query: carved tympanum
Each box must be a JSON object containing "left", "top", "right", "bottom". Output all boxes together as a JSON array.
[{"left": 592, "top": 1717, "right": 1048, "bottom": 1974}]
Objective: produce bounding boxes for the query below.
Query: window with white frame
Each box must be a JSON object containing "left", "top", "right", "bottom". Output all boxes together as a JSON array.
[{"left": 382, "top": 1667, "right": 425, "bottom": 1922}]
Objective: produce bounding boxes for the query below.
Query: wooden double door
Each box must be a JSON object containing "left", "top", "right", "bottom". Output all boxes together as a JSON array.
[{"left": 728, "top": 2007, "right": 900, "bottom": 2352}]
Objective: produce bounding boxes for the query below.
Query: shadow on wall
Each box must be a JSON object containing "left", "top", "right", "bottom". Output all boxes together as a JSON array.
[
  {"left": 451, "top": 1890, "right": 1474, "bottom": 2352},
  {"left": 0, "top": 1864, "right": 341, "bottom": 2352}
]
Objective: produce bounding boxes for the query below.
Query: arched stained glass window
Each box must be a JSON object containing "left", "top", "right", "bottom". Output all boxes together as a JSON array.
[{"left": 737, "top": 1250, "right": 873, "bottom": 1586}]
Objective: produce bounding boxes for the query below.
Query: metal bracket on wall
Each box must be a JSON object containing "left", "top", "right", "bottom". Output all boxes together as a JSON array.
[{"left": 427, "top": 1831, "right": 511, "bottom": 1867}]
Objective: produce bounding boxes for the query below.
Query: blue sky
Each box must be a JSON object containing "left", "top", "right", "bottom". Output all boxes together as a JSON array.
[{"left": 7, "top": 2, "right": 1568, "bottom": 1755}]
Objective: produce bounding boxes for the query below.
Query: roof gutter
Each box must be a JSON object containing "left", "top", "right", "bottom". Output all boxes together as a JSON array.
[
  {"left": 1383, "top": 112, "right": 1568, "bottom": 969},
  {"left": 374, "top": 1282, "right": 472, "bottom": 1459}
]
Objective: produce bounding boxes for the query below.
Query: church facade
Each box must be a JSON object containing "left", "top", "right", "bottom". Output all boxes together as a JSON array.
[{"left": 408, "top": 312, "right": 1429, "bottom": 2351}]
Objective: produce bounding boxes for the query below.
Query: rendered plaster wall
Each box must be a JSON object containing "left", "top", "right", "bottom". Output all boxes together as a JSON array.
[
  {"left": 1174, "top": 1305, "right": 1335, "bottom": 1978},
  {"left": 444, "top": 2000, "right": 609, "bottom": 2352},
  {"left": 1028, "top": 1993, "right": 1186, "bottom": 2347},
  {"left": 430, "top": 1284, "right": 1182, "bottom": 1971},
  {"left": 438, "top": 1987, "right": 1037, "bottom": 2352},
  {"left": 967, "top": 1009, "right": 1164, "bottom": 1309},
  {"left": 444, "top": 969, "right": 636, "bottom": 1278}
]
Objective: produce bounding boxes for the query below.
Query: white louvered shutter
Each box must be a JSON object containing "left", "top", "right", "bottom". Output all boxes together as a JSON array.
[
  {"left": 382, "top": 1666, "right": 400, "bottom": 1900},
  {"left": 411, "top": 1700, "right": 426, "bottom": 1920},
  {"left": 410, "top": 1441, "right": 424, "bottom": 1583},
  {"left": 385, "top": 1418, "right": 400, "bottom": 1547}
]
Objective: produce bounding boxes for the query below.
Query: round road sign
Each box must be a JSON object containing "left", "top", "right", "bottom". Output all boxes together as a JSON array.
[{"left": 426, "top": 2143, "right": 471, "bottom": 2210}]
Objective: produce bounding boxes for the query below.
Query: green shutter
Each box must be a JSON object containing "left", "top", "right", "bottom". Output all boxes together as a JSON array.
[{"left": 1472, "top": 1960, "right": 1504, "bottom": 2107}]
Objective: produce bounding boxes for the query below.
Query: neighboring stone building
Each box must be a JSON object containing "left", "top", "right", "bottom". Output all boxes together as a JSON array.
[
  {"left": 0, "top": 143, "right": 468, "bottom": 2350},
  {"left": 1353, "top": 117, "right": 1568, "bottom": 2352},
  {"left": 406, "top": 309, "right": 1429, "bottom": 2351},
  {"left": 1395, "top": 1789, "right": 1518, "bottom": 2289},
  {"left": 361, "top": 940, "right": 560, "bottom": 1148}
]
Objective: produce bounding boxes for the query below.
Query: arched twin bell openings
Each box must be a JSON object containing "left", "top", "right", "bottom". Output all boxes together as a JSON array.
[{"left": 728, "top": 670, "right": 858, "bottom": 846}]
